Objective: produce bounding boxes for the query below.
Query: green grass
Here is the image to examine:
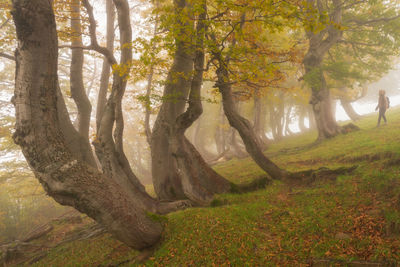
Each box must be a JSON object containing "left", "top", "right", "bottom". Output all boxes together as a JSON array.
[{"left": 29, "top": 108, "right": 400, "bottom": 266}]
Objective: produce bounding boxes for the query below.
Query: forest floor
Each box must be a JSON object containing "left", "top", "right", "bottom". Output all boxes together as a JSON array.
[{"left": 4, "top": 107, "right": 400, "bottom": 266}]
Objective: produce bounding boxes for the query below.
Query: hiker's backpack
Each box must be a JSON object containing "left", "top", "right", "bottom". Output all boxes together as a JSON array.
[{"left": 386, "top": 96, "right": 390, "bottom": 109}]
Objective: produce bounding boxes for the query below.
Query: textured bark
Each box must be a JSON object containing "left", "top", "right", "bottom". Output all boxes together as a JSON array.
[
  {"left": 340, "top": 98, "right": 361, "bottom": 121},
  {"left": 80, "top": 0, "right": 192, "bottom": 214},
  {"left": 11, "top": 0, "right": 162, "bottom": 250},
  {"left": 303, "top": 0, "right": 343, "bottom": 140},
  {"left": 173, "top": 3, "right": 231, "bottom": 204},
  {"left": 151, "top": 0, "right": 230, "bottom": 203},
  {"left": 89, "top": 0, "right": 146, "bottom": 196},
  {"left": 96, "top": 0, "right": 115, "bottom": 131},
  {"left": 70, "top": 0, "right": 92, "bottom": 139}
]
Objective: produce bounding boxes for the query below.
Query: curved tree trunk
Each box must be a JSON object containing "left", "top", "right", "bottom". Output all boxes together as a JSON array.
[
  {"left": 151, "top": 0, "right": 230, "bottom": 203},
  {"left": 340, "top": 98, "right": 361, "bottom": 121},
  {"left": 70, "top": 0, "right": 92, "bottom": 140},
  {"left": 214, "top": 58, "right": 286, "bottom": 180},
  {"left": 11, "top": 0, "right": 162, "bottom": 250}
]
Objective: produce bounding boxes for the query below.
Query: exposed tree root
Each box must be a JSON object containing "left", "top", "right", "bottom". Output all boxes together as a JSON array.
[
  {"left": 230, "top": 176, "right": 272, "bottom": 194},
  {"left": 285, "top": 165, "right": 358, "bottom": 186}
]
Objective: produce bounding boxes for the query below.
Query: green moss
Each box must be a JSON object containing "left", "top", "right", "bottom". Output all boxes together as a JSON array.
[{"left": 31, "top": 107, "right": 400, "bottom": 266}]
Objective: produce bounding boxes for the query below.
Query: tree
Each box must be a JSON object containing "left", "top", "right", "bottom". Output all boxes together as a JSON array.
[
  {"left": 207, "top": 0, "right": 301, "bottom": 180},
  {"left": 11, "top": 0, "right": 179, "bottom": 250},
  {"left": 150, "top": 0, "right": 232, "bottom": 204},
  {"left": 69, "top": 0, "right": 92, "bottom": 140},
  {"left": 301, "top": 0, "right": 400, "bottom": 140}
]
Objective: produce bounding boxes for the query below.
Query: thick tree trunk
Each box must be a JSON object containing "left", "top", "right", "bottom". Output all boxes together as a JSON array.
[
  {"left": 96, "top": 0, "right": 115, "bottom": 131},
  {"left": 306, "top": 64, "right": 341, "bottom": 140},
  {"left": 340, "top": 98, "right": 361, "bottom": 121},
  {"left": 151, "top": 0, "right": 230, "bottom": 203},
  {"left": 83, "top": 0, "right": 190, "bottom": 214},
  {"left": 303, "top": 0, "right": 343, "bottom": 140},
  {"left": 86, "top": 0, "right": 147, "bottom": 197},
  {"left": 11, "top": 0, "right": 162, "bottom": 250},
  {"left": 70, "top": 0, "right": 92, "bottom": 139}
]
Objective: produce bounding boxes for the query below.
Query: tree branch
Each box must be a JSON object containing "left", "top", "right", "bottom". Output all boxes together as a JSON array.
[
  {"left": 81, "top": 0, "right": 117, "bottom": 65},
  {"left": 0, "top": 52, "right": 15, "bottom": 61}
]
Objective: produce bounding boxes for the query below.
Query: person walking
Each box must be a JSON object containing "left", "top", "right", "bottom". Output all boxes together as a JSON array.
[{"left": 375, "top": 89, "right": 389, "bottom": 127}]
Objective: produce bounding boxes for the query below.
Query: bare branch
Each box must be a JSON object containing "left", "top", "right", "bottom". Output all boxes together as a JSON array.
[{"left": 0, "top": 52, "right": 15, "bottom": 61}]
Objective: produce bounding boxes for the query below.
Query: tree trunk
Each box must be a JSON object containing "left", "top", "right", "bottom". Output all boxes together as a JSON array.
[
  {"left": 143, "top": 10, "right": 159, "bottom": 147},
  {"left": 306, "top": 65, "right": 341, "bottom": 140},
  {"left": 83, "top": 0, "right": 190, "bottom": 214},
  {"left": 96, "top": 0, "right": 115, "bottom": 131},
  {"left": 87, "top": 0, "right": 147, "bottom": 197},
  {"left": 214, "top": 57, "right": 286, "bottom": 180},
  {"left": 70, "top": 0, "right": 92, "bottom": 140},
  {"left": 340, "top": 98, "right": 361, "bottom": 121},
  {"left": 151, "top": 0, "right": 230, "bottom": 203},
  {"left": 303, "top": 0, "right": 343, "bottom": 140},
  {"left": 11, "top": 0, "right": 162, "bottom": 250}
]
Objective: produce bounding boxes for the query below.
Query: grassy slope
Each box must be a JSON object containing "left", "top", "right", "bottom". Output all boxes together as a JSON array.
[{"left": 30, "top": 108, "right": 400, "bottom": 266}]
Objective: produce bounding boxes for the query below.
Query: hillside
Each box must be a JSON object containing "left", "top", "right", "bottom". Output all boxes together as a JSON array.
[{"left": 2, "top": 108, "right": 400, "bottom": 266}]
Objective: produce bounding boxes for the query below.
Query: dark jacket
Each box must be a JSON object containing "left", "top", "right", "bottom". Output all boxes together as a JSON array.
[{"left": 376, "top": 95, "right": 388, "bottom": 111}]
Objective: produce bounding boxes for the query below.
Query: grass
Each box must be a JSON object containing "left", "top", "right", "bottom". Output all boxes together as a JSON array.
[{"left": 29, "top": 108, "right": 400, "bottom": 266}]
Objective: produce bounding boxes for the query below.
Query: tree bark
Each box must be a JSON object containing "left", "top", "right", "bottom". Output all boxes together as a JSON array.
[
  {"left": 70, "top": 0, "right": 92, "bottom": 139},
  {"left": 214, "top": 56, "right": 286, "bottom": 180},
  {"left": 83, "top": 0, "right": 190, "bottom": 214},
  {"left": 151, "top": 0, "right": 230, "bottom": 203},
  {"left": 303, "top": 0, "right": 343, "bottom": 140},
  {"left": 11, "top": 0, "right": 162, "bottom": 250}
]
